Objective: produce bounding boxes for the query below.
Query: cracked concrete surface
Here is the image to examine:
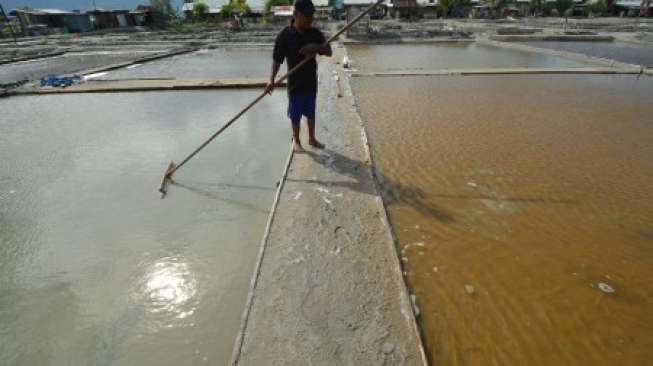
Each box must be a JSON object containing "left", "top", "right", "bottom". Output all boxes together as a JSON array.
[{"left": 231, "top": 46, "right": 426, "bottom": 366}]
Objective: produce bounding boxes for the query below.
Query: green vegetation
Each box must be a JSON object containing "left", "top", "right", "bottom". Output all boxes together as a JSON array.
[
  {"left": 554, "top": 0, "right": 573, "bottom": 16},
  {"left": 529, "top": 0, "right": 544, "bottom": 14},
  {"left": 166, "top": 19, "right": 219, "bottom": 32},
  {"left": 437, "top": 0, "right": 472, "bottom": 17},
  {"left": 193, "top": 1, "right": 210, "bottom": 19},
  {"left": 221, "top": 0, "right": 251, "bottom": 17},
  {"left": 589, "top": 0, "right": 607, "bottom": 15},
  {"left": 438, "top": 0, "right": 456, "bottom": 16},
  {"left": 150, "top": 0, "right": 177, "bottom": 18}
]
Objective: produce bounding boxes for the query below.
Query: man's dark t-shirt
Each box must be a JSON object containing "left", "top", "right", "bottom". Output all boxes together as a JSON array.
[{"left": 273, "top": 24, "right": 326, "bottom": 95}]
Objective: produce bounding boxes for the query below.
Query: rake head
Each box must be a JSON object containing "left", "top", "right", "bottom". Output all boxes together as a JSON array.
[{"left": 158, "top": 161, "right": 176, "bottom": 198}]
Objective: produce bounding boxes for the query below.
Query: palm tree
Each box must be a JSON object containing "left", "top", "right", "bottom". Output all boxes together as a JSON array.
[{"left": 555, "top": 0, "right": 573, "bottom": 30}]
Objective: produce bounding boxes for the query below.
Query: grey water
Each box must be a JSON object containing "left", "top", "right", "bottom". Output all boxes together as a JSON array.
[{"left": 0, "top": 90, "right": 290, "bottom": 365}]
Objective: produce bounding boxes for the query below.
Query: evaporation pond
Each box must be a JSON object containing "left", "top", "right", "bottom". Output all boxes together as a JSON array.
[
  {"left": 352, "top": 74, "right": 653, "bottom": 366},
  {"left": 100, "top": 48, "right": 272, "bottom": 80},
  {"left": 347, "top": 42, "right": 589, "bottom": 72},
  {"left": 0, "top": 90, "right": 289, "bottom": 365}
]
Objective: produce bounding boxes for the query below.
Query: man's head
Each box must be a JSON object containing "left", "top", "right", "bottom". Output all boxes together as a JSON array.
[{"left": 293, "top": 0, "right": 315, "bottom": 31}]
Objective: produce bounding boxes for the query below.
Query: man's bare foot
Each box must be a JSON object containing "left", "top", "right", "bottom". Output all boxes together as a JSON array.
[
  {"left": 309, "top": 139, "right": 325, "bottom": 149},
  {"left": 293, "top": 142, "right": 304, "bottom": 152}
]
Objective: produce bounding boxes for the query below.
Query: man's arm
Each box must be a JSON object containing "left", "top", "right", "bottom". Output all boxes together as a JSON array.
[
  {"left": 299, "top": 29, "right": 332, "bottom": 58},
  {"left": 268, "top": 29, "right": 285, "bottom": 94},
  {"left": 266, "top": 61, "right": 281, "bottom": 94},
  {"left": 299, "top": 42, "right": 332, "bottom": 58},
  {"left": 318, "top": 43, "right": 332, "bottom": 57},
  {"left": 317, "top": 29, "right": 332, "bottom": 57}
]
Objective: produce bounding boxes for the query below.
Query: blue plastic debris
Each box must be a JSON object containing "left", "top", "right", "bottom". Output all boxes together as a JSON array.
[{"left": 40, "top": 74, "right": 81, "bottom": 88}]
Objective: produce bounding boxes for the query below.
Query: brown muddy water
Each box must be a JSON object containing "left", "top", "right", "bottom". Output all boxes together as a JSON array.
[
  {"left": 351, "top": 74, "right": 653, "bottom": 365},
  {"left": 99, "top": 48, "right": 272, "bottom": 80},
  {"left": 347, "top": 43, "right": 588, "bottom": 72},
  {"left": 0, "top": 91, "right": 289, "bottom": 365}
]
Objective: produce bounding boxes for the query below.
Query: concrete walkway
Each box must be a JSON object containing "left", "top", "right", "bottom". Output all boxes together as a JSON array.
[
  {"left": 351, "top": 67, "right": 644, "bottom": 77},
  {"left": 11, "top": 78, "right": 281, "bottom": 95},
  {"left": 489, "top": 34, "right": 614, "bottom": 42},
  {"left": 230, "top": 47, "right": 427, "bottom": 366}
]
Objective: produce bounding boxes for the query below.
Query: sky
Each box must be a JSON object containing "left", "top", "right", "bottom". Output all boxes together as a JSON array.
[
  {"left": 1, "top": 0, "right": 268, "bottom": 12},
  {"left": 1, "top": 0, "right": 185, "bottom": 12}
]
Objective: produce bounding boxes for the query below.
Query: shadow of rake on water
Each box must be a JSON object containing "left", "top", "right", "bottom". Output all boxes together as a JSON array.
[{"left": 169, "top": 180, "right": 270, "bottom": 214}]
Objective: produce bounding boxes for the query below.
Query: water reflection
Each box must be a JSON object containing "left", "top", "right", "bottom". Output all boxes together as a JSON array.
[
  {"left": 0, "top": 91, "right": 289, "bottom": 365},
  {"left": 134, "top": 256, "right": 198, "bottom": 326}
]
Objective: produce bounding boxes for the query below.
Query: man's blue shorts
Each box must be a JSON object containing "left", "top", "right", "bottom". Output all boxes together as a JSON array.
[{"left": 287, "top": 92, "right": 316, "bottom": 123}]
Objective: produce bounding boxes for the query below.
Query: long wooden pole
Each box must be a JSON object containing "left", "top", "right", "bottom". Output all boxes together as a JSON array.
[{"left": 159, "top": 0, "right": 384, "bottom": 195}]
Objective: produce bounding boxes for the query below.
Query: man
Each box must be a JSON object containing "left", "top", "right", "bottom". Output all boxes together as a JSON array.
[{"left": 266, "top": 0, "right": 332, "bottom": 152}]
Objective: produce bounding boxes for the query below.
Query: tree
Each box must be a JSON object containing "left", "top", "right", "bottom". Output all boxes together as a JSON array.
[
  {"left": 439, "top": 0, "right": 459, "bottom": 16},
  {"left": 554, "top": 0, "right": 573, "bottom": 30},
  {"left": 439, "top": 0, "right": 451, "bottom": 16},
  {"left": 264, "top": 0, "right": 292, "bottom": 14},
  {"left": 438, "top": 0, "right": 473, "bottom": 17},
  {"left": 150, "top": 0, "right": 177, "bottom": 18},
  {"left": 489, "top": 0, "right": 503, "bottom": 9},
  {"left": 530, "top": 0, "right": 544, "bottom": 15},
  {"left": 554, "top": 0, "right": 573, "bottom": 15},
  {"left": 221, "top": 0, "right": 251, "bottom": 17},
  {"left": 193, "top": 1, "right": 209, "bottom": 20},
  {"left": 589, "top": 0, "right": 607, "bottom": 15}
]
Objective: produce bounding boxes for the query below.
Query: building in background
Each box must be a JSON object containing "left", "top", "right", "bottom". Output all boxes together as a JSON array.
[
  {"left": 88, "top": 9, "right": 135, "bottom": 29},
  {"left": 14, "top": 9, "right": 93, "bottom": 35}
]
